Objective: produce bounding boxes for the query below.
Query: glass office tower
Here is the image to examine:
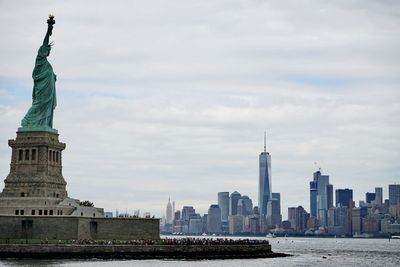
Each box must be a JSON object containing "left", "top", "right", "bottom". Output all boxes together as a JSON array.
[{"left": 258, "top": 132, "right": 271, "bottom": 216}]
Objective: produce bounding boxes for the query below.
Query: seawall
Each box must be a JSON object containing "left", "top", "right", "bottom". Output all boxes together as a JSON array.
[
  {"left": 0, "top": 216, "right": 159, "bottom": 240},
  {"left": 0, "top": 243, "right": 286, "bottom": 259}
]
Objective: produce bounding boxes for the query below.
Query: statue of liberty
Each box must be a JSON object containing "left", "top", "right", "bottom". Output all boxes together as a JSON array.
[{"left": 19, "top": 15, "right": 58, "bottom": 134}]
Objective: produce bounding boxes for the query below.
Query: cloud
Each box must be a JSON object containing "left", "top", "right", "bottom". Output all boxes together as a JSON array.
[{"left": 0, "top": 0, "right": 399, "bottom": 218}]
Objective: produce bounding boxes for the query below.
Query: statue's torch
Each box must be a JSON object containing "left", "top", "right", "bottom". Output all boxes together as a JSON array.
[{"left": 47, "top": 14, "right": 55, "bottom": 25}]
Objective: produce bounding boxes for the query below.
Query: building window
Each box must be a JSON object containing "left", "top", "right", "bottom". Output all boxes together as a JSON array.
[
  {"left": 32, "top": 149, "right": 36, "bottom": 160},
  {"left": 21, "top": 192, "right": 25, "bottom": 197},
  {"left": 56, "top": 193, "right": 59, "bottom": 198},
  {"left": 31, "top": 210, "right": 36, "bottom": 215},
  {"left": 39, "top": 210, "right": 42, "bottom": 215},
  {"left": 56, "top": 152, "right": 59, "bottom": 163},
  {"left": 61, "top": 210, "right": 63, "bottom": 215},
  {"left": 93, "top": 213, "right": 96, "bottom": 217},
  {"left": 81, "top": 212, "right": 83, "bottom": 216},
  {"left": 20, "top": 210, "right": 24, "bottom": 215},
  {"left": 53, "top": 151, "right": 56, "bottom": 162},
  {"left": 25, "top": 149, "right": 29, "bottom": 160},
  {"left": 50, "top": 210, "right": 53, "bottom": 215},
  {"left": 18, "top": 150, "right": 23, "bottom": 161},
  {"left": 49, "top": 150, "right": 52, "bottom": 161},
  {"left": 15, "top": 210, "right": 19, "bottom": 215},
  {"left": 44, "top": 210, "right": 48, "bottom": 216}
]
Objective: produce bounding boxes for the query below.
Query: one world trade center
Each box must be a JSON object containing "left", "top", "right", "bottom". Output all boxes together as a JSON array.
[{"left": 258, "top": 132, "right": 271, "bottom": 216}]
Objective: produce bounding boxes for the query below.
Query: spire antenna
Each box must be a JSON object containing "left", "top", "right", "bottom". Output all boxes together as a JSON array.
[{"left": 264, "top": 131, "right": 266, "bottom": 152}]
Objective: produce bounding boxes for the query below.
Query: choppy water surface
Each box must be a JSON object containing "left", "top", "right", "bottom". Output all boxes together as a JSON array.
[{"left": 1, "top": 237, "right": 399, "bottom": 267}]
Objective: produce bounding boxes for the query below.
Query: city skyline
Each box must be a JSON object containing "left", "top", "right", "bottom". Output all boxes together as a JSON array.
[
  {"left": 0, "top": 1, "right": 399, "bottom": 218},
  {"left": 160, "top": 173, "right": 398, "bottom": 218},
  {"left": 160, "top": 173, "right": 399, "bottom": 236}
]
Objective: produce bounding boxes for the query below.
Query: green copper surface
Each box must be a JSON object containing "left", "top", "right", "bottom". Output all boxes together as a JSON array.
[
  {"left": 20, "top": 17, "right": 58, "bottom": 133},
  {"left": 18, "top": 125, "right": 58, "bottom": 134}
]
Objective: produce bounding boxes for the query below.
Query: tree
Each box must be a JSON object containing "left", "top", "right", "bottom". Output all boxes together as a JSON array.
[{"left": 79, "top": 200, "right": 94, "bottom": 207}]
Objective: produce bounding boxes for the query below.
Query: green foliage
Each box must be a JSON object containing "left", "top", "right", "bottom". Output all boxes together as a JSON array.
[{"left": 79, "top": 200, "right": 94, "bottom": 207}]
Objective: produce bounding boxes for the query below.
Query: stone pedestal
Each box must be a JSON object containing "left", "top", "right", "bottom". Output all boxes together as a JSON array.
[{"left": 1, "top": 131, "right": 67, "bottom": 199}]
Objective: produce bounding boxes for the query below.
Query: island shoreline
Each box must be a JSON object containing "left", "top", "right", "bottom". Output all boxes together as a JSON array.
[{"left": 0, "top": 244, "right": 290, "bottom": 260}]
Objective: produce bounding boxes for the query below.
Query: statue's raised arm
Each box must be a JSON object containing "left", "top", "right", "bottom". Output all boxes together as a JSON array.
[
  {"left": 43, "top": 15, "right": 55, "bottom": 46},
  {"left": 19, "top": 15, "right": 58, "bottom": 134}
]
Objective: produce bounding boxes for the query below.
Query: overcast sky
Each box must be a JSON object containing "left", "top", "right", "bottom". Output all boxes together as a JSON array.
[{"left": 0, "top": 0, "right": 399, "bottom": 218}]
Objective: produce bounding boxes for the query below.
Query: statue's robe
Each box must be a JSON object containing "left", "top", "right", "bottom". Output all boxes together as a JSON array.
[{"left": 21, "top": 45, "right": 57, "bottom": 128}]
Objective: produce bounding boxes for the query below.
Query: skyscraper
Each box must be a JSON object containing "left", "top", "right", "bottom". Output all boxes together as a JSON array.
[
  {"left": 237, "top": 195, "right": 253, "bottom": 216},
  {"left": 229, "top": 215, "right": 244, "bottom": 235},
  {"left": 365, "top": 192, "right": 376, "bottom": 204},
  {"left": 389, "top": 184, "right": 400, "bottom": 206},
  {"left": 181, "top": 206, "right": 195, "bottom": 221},
  {"left": 288, "top": 207, "right": 297, "bottom": 230},
  {"left": 174, "top": 210, "right": 181, "bottom": 221},
  {"left": 375, "top": 187, "right": 383, "bottom": 206},
  {"left": 259, "top": 132, "right": 271, "bottom": 216},
  {"left": 218, "top": 192, "right": 229, "bottom": 222},
  {"left": 267, "top": 192, "right": 282, "bottom": 227},
  {"left": 351, "top": 207, "right": 368, "bottom": 235},
  {"left": 335, "top": 188, "right": 353, "bottom": 207},
  {"left": 207, "top": 204, "right": 222, "bottom": 233},
  {"left": 310, "top": 170, "right": 329, "bottom": 218},
  {"left": 327, "top": 184, "right": 333, "bottom": 209},
  {"left": 229, "top": 191, "right": 242, "bottom": 216},
  {"left": 316, "top": 171, "right": 329, "bottom": 210},
  {"left": 272, "top": 193, "right": 281, "bottom": 211},
  {"left": 188, "top": 213, "right": 202, "bottom": 234},
  {"left": 310, "top": 170, "right": 329, "bottom": 226},
  {"left": 166, "top": 197, "right": 173, "bottom": 224},
  {"left": 288, "top": 206, "right": 308, "bottom": 233},
  {"left": 310, "top": 180, "right": 318, "bottom": 217}
]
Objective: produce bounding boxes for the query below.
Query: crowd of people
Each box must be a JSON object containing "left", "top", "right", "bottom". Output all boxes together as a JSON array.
[
  {"left": 70, "top": 239, "right": 156, "bottom": 245},
  {"left": 32, "top": 238, "right": 269, "bottom": 246},
  {"left": 161, "top": 238, "right": 269, "bottom": 246}
]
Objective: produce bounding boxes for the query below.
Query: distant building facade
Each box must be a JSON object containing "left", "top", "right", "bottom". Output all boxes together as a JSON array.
[
  {"left": 207, "top": 204, "right": 222, "bottom": 233},
  {"left": 389, "top": 184, "right": 400, "bottom": 206},
  {"left": 218, "top": 192, "right": 229, "bottom": 222},
  {"left": 365, "top": 192, "right": 376, "bottom": 204},
  {"left": 312, "top": 170, "right": 330, "bottom": 226},
  {"left": 310, "top": 180, "right": 318, "bottom": 217},
  {"left": 266, "top": 192, "right": 282, "bottom": 227},
  {"left": 310, "top": 170, "right": 331, "bottom": 224},
  {"left": 327, "top": 184, "right": 333, "bottom": 209},
  {"left": 181, "top": 206, "right": 196, "bottom": 221},
  {"left": 104, "top": 211, "right": 113, "bottom": 218},
  {"left": 375, "top": 187, "right": 383, "bottom": 206},
  {"left": 237, "top": 195, "right": 253, "bottom": 216},
  {"left": 229, "top": 191, "right": 241, "bottom": 216},
  {"left": 288, "top": 206, "right": 308, "bottom": 233},
  {"left": 166, "top": 197, "right": 173, "bottom": 224},
  {"left": 336, "top": 188, "right": 353, "bottom": 208},
  {"left": 229, "top": 214, "right": 244, "bottom": 235},
  {"left": 188, "top": 213, "right": 203, "bottom": 234}
]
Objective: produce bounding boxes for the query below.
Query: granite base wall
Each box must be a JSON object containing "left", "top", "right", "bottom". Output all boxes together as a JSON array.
[{"left": 0, "top": 216, "right": 159, "bottom": 240}]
